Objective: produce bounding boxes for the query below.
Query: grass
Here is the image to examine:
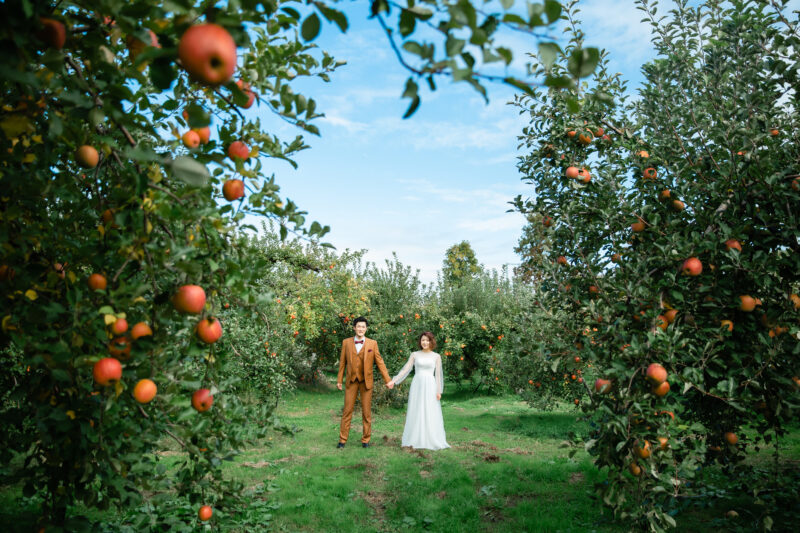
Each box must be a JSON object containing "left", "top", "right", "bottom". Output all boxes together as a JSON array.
[{"left": 2, "top": 377, "right": 798, "bottom": 532}]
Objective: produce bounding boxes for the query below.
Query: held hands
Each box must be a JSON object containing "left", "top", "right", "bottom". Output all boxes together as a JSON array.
[{"left": 386, "top": 381, "right": 395, "bottom": 389}]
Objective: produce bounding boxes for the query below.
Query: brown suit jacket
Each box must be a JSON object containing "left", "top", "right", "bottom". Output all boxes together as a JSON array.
[{"left": 337, "top": 337, "right": 391, "bottom": 390}]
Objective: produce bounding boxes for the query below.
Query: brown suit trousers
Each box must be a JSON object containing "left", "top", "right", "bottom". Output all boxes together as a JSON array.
[{"left": 337, "top": 337, "right": 390, "bottom": 443}]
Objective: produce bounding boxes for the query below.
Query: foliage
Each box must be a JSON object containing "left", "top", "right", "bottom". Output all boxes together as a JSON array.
[
  {"left": 442, "top": 240, "right": 482, "bottom": 286},
  {"left": 511, "top": 0, "right": 800, "bottom": 530}
]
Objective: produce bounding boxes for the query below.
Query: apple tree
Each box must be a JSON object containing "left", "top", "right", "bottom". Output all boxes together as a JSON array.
[{"left": 510, "top": 0, "right": 800, "bottom": 530}]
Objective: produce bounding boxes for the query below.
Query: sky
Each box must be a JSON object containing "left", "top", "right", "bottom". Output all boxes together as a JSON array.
[{"left": 246, "top": 0, "right": 666, "bottom": 284}]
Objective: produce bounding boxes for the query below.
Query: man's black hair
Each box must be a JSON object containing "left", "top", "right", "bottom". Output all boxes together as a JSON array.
[{"left": 353, "top": 316, "right": 368, "bottom": 327}]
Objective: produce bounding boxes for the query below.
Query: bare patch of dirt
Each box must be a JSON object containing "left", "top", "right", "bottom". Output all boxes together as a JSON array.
[
  {"left": 436, "top": 491, "right": 447, "bottom": 499},
  {"left": 481, "top": 453, "right": 500, "bottom": 463},
  {"left": 333, "top": 461, "right": 378, "bottom": 472},
  {"left": 569, "top": 472, "right": 585, "bottom": 484},
  {"left": 401, "top": 446, "right": 429, "bottom": 459},
  {"left": 419, "top": 470, "right": 431, "bottom": 478},
  {"left": 381, "top": 434, "right": 400, "bottom": 446},
  {"left": 503, "top": 447, "right": 534, "bottom": 456},
  {"left": 468, "top": 440, "right": 498, "bottom": 450}
]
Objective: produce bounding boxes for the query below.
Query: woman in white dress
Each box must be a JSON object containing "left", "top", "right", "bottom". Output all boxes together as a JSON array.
[{"left": 387, "top": 332, "right": 450, "bottom": 450}]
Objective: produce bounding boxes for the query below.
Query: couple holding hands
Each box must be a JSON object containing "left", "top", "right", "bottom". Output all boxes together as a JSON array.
[{"left": 336, "top": 317, "right": 449, "bottom": 451}]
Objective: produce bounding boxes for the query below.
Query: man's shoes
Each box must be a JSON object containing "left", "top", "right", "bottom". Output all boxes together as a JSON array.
[
  {"left": 362, "top": 442, "right": 371, "bottom": 448},
  {"left": 336, "top": 442, "right": 345, "bottom": 449}
]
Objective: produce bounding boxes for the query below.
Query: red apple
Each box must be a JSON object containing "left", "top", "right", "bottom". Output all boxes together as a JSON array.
[
  {"left": 173, "top": 285, "right": 206, "bottom": 314},
  {"left": 556, "top": 255, "right": 568, "bottom": 266},
  {"left": 93, "top": 357, "right": 122, "bottom": 386},
  {"left": 193, "top": 126, "right": 210, "bottom": 144},
  {"left": 110, "top": 318, "right": 128, "bottom": 335},
  {"left": 192, "top": 388, "right": 214, "bottom": 412},
  {"left": 594, "top": 378, "right": 612, "bottom": 394},
  {"left": 88, "top": 273, "right": 107, "bottom": 291},
  {"left": 182, "top": 130, "right": 201, "bottom": 149},
  {"left": 38, "top": 17, "right": 66, "bottom": 49},
  {"left": 133, "top": 379, "right": 157, "bottom": 403},
  {"left": 227, "top": 141, "right": 250, "bottom": 161},
  {"left": 642, "top": 167, "right": 657, "bottom": 180},
  {"left": 681, "top": 257, "right": 702, "bottom": 276},
  {"left": 565, "top": 166, "right": 579, "bottom": 179},
  {"left": 739, "top": 295, "right": 756, "bottom": 312},
  {"left": 131, "top": 322, "right": 153, "bottom": 340},
  {"left": 76, "top": 145, "right": 99, "bottom": 168},
  {"left": 222, "top": 179, "right": 245, "bottom": 201},
  {"left": 724, "top": 239, "right": 742, "bottom": 252},
  {"left": 108, "top": 337, "right": 131, "bottom": 360},
  {"left": 196, "top": 317, "right": 222, "bottom": 344},
  {"left": 198, "top": 505, "right": 213, "bottom": 521},
  {"left": 652, "top": 381, "right": 670, "bottom": 396},
  {"left": 178, "top": 24, "right": 237, "bottom": 86},
  {"left": 646, "top": 363, "right": 667, "bottom": 384},
  {"left": 236, "top": 80, "right": 256, "bottom": 108},
  {"left": 724, "top": 432, "right": 738, "bottom": 445}
]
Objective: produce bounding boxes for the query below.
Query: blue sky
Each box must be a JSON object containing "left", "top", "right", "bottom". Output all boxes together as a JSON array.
[{"left": 251, "top": 1, "right": 664, "bottom": 284}]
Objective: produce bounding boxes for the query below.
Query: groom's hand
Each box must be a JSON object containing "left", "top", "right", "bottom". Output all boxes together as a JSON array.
[
  {"left": 337, "top": 383, "right": 342, "bottom": 391},
  {"left": 386, "top": 382, "right": 394, "bottom": 389}
]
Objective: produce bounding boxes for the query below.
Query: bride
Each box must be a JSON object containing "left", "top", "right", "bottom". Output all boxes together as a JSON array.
[{"left": 387, "top": 332, "right": 450, "bottom": 450}]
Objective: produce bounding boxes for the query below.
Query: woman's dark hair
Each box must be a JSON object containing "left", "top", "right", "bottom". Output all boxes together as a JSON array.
[
  {"left": 353, "top": 316, "right": 368, "bottom": 327},
  {"left": 418, "top": 331, "right": 437, "bottom": 350}
]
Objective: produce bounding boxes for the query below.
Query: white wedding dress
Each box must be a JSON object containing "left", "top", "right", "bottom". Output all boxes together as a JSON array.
[{"left": 392, "top": 351, "right": 450, "bottom": 450}]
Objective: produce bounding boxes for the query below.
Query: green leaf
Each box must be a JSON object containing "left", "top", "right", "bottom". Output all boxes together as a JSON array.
[
  {"left": 567, "top": 47, "right": 600, "bottom": 78},
  {"left": 544, "top": 0, "right": 562, "bottom": 23},
  {"left": 170, "top": 156, "right": 210, "bottom": 187},
  {"left": 399, "top": 10, "right": 416, "bottom": 37},
  {"left": 301, "top": 13, "right": 321, "bottom": 42},
  {"left": 538, "top": 42, "right": 560, "bottom": 69},
  {"left": 500, "top": 0, "right": 514, "bottom": 9},
  {"left": 407, "top": 6, "right": 434, "bottom": 19},
  {"left": 445, "top": 36, "right": 466, "bottom": 57},
  {"left": 402, "top": 41, "right": 424, "bottom": 56},
  {"left": 544, "top": 74, "right": 573, "bottom": 88},
  {"left": 150, "top": 57, "right": 176, "bottom": 90}
]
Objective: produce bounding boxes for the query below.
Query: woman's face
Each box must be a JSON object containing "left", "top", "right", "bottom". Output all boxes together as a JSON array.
[{"left": 420, "top": 336, "right": 430, "bottom": 350}]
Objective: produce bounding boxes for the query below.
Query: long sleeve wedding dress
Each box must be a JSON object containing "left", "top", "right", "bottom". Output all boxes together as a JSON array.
[{"left": 392, "top": 351, "right": 450, "bottom": 450}]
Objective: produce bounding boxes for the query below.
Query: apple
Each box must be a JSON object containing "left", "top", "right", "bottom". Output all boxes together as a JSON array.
[
  {"left": 631, "top": 218, "right": 646, "bottom": 233},
  {"left": 192, "top": 388, "right": 214, "bottom": 412},
  {"left": 642, "top": 167, "right": 657, "bottom": 179},
  {"left": 38, "top": 17, "right": 66, "bottom": 49},
  {"left": 542, "top": 215, "right": 552, "bottom": 227},
  {"left": 588, "top": 285, "right": 599, "bottom": 295},
  {"left": 739, "top": 295, "right": 756, "bottom": 312},
  {"left": 637, "top": 150, "right": 649, "bottom": 158},
  {"left": 646, "top": 363, "right": 667, "bottom": 384},
  {"left": 652, "top": 381, "right": 670, "bottom": 396},
  {"left": 93, "top": 357, "right": 122, "bottom": 386},
  {"left": 578, "top": 130, "right": 593, "bottom": 145},
  {"left": 565, "top": 166, "right": 579, "bottom": 179},
  {"left": 723, "top": 432, "right": 738, "bottom": 445},
  {"left": 720, "top": 319, "right": 733, "bottom": 332},
  {"left": 182, "top": 130, "right": 201, "bottom": 149},
  {"left": 628, "top": 462, "right": 642, "bottom": 476},
  {"left": 657, "top": 437, "right": 669, "bottom": 450},
  {"left": 663, "top": 309, "right": 678, "bottom": 323},
  {"left": 173, "top": 285, "right": 206, "bottom": 314},
  {"left": 556, "top": 255, "right": 568, "bottom": 266},
  {"left": 790, "top": 293, "right": 800, "bottom": 310},
  {"left": 610, "top": 253, "right": 621, "bottom": 263},
  {"left": 131, "top": 322, "right": 153, "bottom": 340},
  {"left": 724, "top": 239, "right": 742, "bottom": 252},
  {"left": 222, "top": 179, "right": 245, "bottom": 201},
  {"left": 178, "top": 24, "right": 237, "bottom": 86},
  {"left": 196, "top": 317, "right": 222, "bottom": 344},
  {"left": 658, "top": 189, "right": 671, "bottom": 201},
  {"left": 227, "top": 140, "right": 250, "bottom": 160},
  {"left": 656, "top": 315, "right": 669, "bottom": 331},
  {"left": 126, "top": 30, "right": 160, "bottom": 69},
  {"left": 672, "top": 200, "right": 685, "bottom": 211},
  {"left": 577, "top": 168, "right": 591, "bottom": 183},
  {"left": 76, "top": 145, "right": 99, "bottom": 168},
  {"left": 594, "top": 378, "right": 612, "bottom": 394},
  {"left": 594, "top": 127, "right": 604, "bottom": 137},
  {"left": 132, "top": 379, "right": 157, "bottom": 403},
  {"left": 198, "top": 505, "right": 213, "bottom": 521},
  {"left": 110, "top": 318, "right": 128, "bottom": 335},
  {"left": 681, "top": 257, "right": 702, "bottom": 276},
  {"left": 770, "top": 128, "right": 779, "bottom": 136},
  {"left": 108, "top": 337, "right": 131, "bottom": 360},
  {"left": 236, "top": 80, "right": 256, "bottom": 108},
  {"left": 101, "top": 209, "right": 114, "bottom": 224},
  {"left": 193, "top": 126, "right": 211, "bottom": 144},
  {"left": 634, "top": 440, "right": 651, "bottom": 459},
  {"left": 88, "top": 273, "right": 107, "bottom": 291}
]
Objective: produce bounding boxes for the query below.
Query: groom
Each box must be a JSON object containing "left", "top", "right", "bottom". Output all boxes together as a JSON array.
[{"left": 336, "top": 316, "right": 393, "bottom": 448}]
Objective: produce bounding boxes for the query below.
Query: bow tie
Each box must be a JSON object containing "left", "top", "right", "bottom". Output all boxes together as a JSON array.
[{"left": 354, "top": 340, "right": 364, "bottom": 345}]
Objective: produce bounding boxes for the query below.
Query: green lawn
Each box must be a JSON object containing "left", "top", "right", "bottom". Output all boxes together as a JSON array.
[{"left": 2, "top": 379, "right": 798, "bottom": 532}]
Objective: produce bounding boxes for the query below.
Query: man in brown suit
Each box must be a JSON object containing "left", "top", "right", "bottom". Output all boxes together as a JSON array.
[{"left": 337, "top": 316, "right": 393, "bottom": 448}]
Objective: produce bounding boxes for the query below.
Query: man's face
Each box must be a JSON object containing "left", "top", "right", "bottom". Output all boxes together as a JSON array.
[{"left": 354, "top": 321, "right": 367, "bottom": 338}]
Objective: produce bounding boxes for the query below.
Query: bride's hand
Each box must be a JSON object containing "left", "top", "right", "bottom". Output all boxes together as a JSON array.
[
  {"left": 387, "top": 381, "right": 394, "bottom": 389},
  {"left": 436, "top": 393, "right": 441, "bottom": 401}
]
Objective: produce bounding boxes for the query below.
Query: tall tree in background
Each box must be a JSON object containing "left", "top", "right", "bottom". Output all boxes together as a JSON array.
[{"left": 442, "top": 240, "right": 482, "bottom": 286}]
